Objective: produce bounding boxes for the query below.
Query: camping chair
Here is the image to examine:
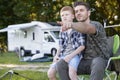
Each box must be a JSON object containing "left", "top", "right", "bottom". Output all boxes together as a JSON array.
[
  {"left": 0, "top": 70, "right": 33, "bottom": 80},
  {"left": 105, "top": 34, "right": 120, "bottom": 80},
  {"left": 78, "top": 34, "right": 120, "bottom": 80}
]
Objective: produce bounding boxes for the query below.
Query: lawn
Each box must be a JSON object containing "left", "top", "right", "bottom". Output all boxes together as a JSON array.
[
  {"left": 0, "top": 52, "right": 51, "bottom": 65},
  {"left": 0, "top": 52, "right": 120, "bottom": 80},
  {"left": 0, "top": 52, "right": 52, "bottom": 80},
  {"left": 0, "top": 69, "right": 48, "bottom": 80}
]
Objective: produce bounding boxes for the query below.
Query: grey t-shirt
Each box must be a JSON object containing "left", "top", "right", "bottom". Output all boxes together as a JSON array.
[
  {"left": 83, "top": 21, "right": 111, "bottom": 59},
  {"left": 63, "top": 35, "right": 75, "bottom": 56}
]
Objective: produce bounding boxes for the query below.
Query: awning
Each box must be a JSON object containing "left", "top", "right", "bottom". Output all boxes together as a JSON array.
[
  {"left": 0, "top": 21, "right": 61, "bottom": 33},
  {"left": 0, "top": 22, "right": 37, "bottom": 33}
]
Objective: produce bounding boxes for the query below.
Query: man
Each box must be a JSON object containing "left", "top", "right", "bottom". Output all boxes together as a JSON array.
[{"left": 56, "top": 1, "right": 111, "bottom": 80}]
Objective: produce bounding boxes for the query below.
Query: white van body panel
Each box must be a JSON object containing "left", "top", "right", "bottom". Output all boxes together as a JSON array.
[{"left": 0, "top": 21, "right": 60, "bottom": 57}]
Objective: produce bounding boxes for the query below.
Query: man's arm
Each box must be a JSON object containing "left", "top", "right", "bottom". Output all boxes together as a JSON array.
[
  {"left": 72, "top": 22, "right": 96, "bottom": 34},
  {"left": 58, "top": 21, "right": 96, "bottom": 34}
]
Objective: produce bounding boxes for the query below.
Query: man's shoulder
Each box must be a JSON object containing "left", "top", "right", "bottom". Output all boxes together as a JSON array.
[
  {"left": 90, "top": 21, "right": 102, "bottom": 25},
  {"left": 90, "top": 21, "right": 104, "bottom": 29}
]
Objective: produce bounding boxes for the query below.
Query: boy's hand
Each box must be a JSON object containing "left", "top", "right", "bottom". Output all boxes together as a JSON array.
[
  {"left": 53, "top": 55, "right": 60, "bottom": 62},
  {"left": 63, "top": 55, "right": 71, "bottom": 63}
]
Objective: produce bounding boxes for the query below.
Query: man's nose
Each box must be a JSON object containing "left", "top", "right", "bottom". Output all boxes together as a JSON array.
[
  {"left": 76, "top": 11, "right": 81, "bottom": 15},
  {"left": 78, "top": 10, "right": 81, "bottom": 14}
]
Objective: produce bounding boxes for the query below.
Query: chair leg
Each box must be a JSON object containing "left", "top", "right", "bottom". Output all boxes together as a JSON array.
[
  {"left": 105, "top": 71, "right": 112, "bottom": 80},
  {"left": 115, "top": 71, "right": 119, "bottom": 80},
  {"left": 0, "top": 70, "right": 14, "bottom": 79}
]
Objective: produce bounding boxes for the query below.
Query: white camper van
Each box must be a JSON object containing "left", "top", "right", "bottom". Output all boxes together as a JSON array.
[{"left": 0, "top": 21, "right": 60, "bottom": 58}]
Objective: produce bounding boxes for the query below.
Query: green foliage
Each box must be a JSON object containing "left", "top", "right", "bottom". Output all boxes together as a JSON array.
[
  {"left": 0, "top": 0, "right": 120, "bottom": 51},
  {"left": 93, "top": 0, "right": 120, "bottom": 25},
  {"left": 0, "top": 0, "right": 119, "bottom": 26}
]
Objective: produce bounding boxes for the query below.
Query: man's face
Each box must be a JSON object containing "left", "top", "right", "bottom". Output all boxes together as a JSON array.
[
  {"left": 74, "top": 5, "right": 90, "bottom": 22},
  {"left": 60, "top": 11, "right": 74, "bottom": 22}
]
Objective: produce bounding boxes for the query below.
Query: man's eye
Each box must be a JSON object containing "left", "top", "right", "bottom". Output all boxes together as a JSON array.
[
  {"left": 75, "top": 10, "right": 78, "bottom": 13},
  {"left": 80, "top": 9, "right": 84, "bottom": 12},
  {"left": 66, "top": 14, "right": 68, "bottom": 16}
]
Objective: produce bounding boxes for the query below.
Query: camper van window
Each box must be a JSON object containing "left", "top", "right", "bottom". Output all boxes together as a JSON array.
[
  {"left": 24, "top": 31, "right": 27, "bottom": 38},
  {"left": 48, "top": 35, "right": 54, "bottom": 42},
  {"left": 44, "top": 32, "right": 55, "bottom": 42},
  {"left": 33, "top": 32, "right": 35, "bottom": 40},
  {"left": 50, "top": 31, "right": 59, "bottom": 39}
]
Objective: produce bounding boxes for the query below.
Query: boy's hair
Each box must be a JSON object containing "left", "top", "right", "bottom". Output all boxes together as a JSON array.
[
  {"left": 73, "top": 1, "right": 90, "bottom": 11},
  {"left": 60, "top": 6, "right": 74, "bottom": 14}
]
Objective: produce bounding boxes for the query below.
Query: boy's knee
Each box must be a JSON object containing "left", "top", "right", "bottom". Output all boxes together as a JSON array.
[
  {"left": 69, "top": 71, "right": 77, "bottom": 77},
  {"left": 47, "top": 70, "right": 51, "bottom": 78},
  {"left": 47, "top": 69, "right": 55, "bottom": 79}
]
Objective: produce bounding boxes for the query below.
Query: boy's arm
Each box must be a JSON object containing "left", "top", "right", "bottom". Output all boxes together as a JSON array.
[
  {"left": 64, "top": 45, "right": 85, "bottom": 63},
  {"left": 56, "top": 46, "right": 61, "bottom": 56}
]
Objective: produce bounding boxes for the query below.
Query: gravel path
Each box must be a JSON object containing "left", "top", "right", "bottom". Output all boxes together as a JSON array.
[{"left": 0, "top": 64, "right": 49, "bottom": 72}]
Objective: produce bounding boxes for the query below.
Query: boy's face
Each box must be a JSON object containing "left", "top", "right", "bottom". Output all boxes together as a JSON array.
[
  {"left": 74, "top": 5, "right": 90, "bottom": 22},
  {"left": 60, "top": 11, "right": 74, "bottom": 22}
]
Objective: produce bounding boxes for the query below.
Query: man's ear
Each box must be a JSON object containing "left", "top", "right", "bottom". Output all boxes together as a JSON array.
[{"left": 88, "top": 10, "right": 91, "bottom": 16}]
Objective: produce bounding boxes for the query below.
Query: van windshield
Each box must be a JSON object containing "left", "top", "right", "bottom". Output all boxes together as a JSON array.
[{"left": 50, "top": 31, "right": 59, "bottom": 39}]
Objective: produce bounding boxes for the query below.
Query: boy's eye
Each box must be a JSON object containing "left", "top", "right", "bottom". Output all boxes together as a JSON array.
[{"left": 61, "top": 14, "right": 64, "bottom": 17}]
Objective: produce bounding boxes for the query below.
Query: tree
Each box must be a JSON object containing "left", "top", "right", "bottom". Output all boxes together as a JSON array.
[{"left": 0, "top": 0, "right": 120, "bottom": 52}]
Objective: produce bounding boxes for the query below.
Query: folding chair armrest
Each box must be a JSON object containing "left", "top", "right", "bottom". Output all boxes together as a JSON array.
[
  {"left": 106, "top": 58, "right": 112, "bottom": 70},
  {"left": 105, "top": 56, "right": 120, "bottom": 70},
  {"left": 111, "top": 56, "right": 120, "bottom": 60}
]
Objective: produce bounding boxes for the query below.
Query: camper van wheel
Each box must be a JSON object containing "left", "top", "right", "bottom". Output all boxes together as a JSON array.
[
  {"left": 51, "top": 48, "right": 57, "bottom": 56},
  {"left": 20, "top": 49, "right": 25, "bottom": 57}
]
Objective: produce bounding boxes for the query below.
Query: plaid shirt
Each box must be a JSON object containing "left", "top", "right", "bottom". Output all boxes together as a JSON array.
[{"left": 59, "top": 29, "right": 86, "bottom": 54}]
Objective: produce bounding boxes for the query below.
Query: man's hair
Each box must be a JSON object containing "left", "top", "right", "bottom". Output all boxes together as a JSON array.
[
  {"left": 73, "top": 1, "right": 90, "bottom": 11},
  {"left": 60, "top": 6, "right": 74, "bottom": 14}
]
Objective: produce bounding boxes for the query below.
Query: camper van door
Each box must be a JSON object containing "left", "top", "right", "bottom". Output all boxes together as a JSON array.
[{"left": 43, "top": 31, "right": 59, "bottom": 56}]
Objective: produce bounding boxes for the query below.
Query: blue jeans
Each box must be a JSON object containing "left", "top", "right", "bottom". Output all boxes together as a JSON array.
[{"left": 50, "top": 55, "right": 82, "bottom": 71}]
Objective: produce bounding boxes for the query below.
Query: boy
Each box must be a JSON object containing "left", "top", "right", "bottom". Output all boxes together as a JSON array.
[{"left": 47, "top": 6, "right": 85, "bottom": 80}]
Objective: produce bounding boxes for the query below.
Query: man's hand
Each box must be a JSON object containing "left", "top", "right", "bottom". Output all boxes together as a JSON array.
[{"left": 57, "top": 21, "right": 72, "bottom": 32}]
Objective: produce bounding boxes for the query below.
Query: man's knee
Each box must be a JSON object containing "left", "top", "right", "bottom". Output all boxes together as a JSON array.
[
  {"left": 91, "top": 57, "right": 107, "bottom": 70},
  {"left": 56, "top": 59, "right": 71, "bottom": 80},
  {"left": 56, "top": 59, "right": 68, "bottom": 71},
  {"left": 90, "top": 57, "right": 107, "bottom": 80}
]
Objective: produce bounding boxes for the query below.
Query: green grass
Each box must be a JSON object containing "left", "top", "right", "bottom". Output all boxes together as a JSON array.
[
  {"left": 0, "top": 52, "right": 52, "bottom": 80},
  {"left": 1, "top": 52, "right": 120, "bottom": 80},
  {"left": 0, "top": 52, "right": 51, "bottom": 65}
]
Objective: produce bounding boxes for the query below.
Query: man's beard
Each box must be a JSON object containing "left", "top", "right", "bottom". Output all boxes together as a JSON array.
[{"left": 77, "top": 17, "right": 88, "bottom": 22}]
